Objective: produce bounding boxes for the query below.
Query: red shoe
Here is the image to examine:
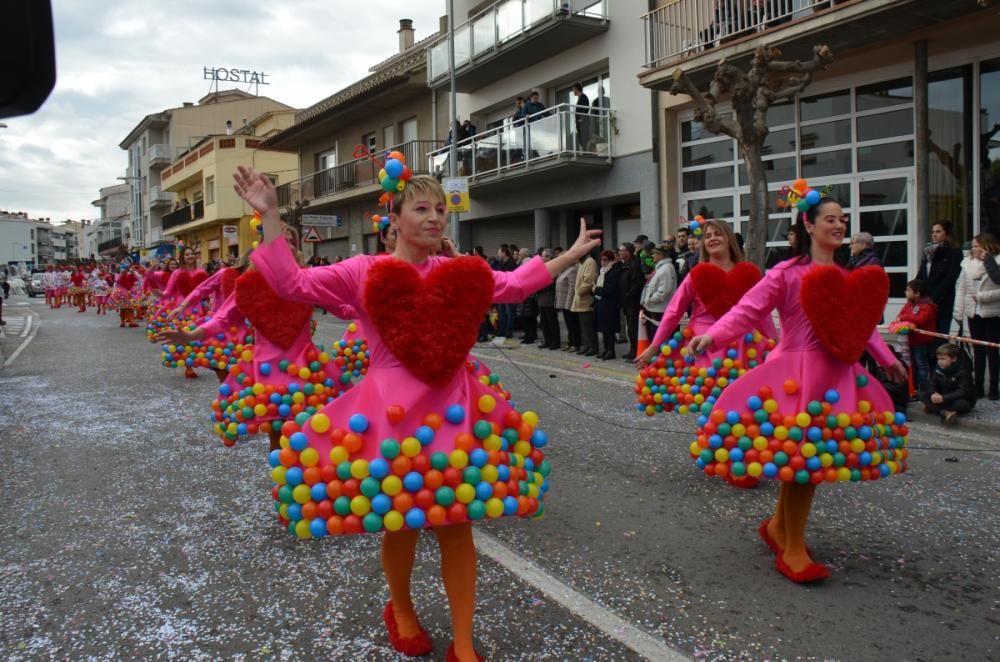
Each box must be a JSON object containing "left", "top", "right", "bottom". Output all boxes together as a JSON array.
[
  {"left": 774, "top": 553, "right": 830, "bottom": 584},
  {"left": 757, "top": 518, "right": 782, "bottom": 555},
  {"left": 725, "top": 474, "right": 759, "bottom": 489},
  {"left": 128, "top": 323, "right": 139, "bottom": 327},
  {"left": 119, "top": 322, "right": 126, "bottom": 328},
  {"left": 383, "top": 601, "right": 433, "bottom": 657},
  {"left": 446, "top": 643, "right": 485, "bottom": 662},
  {"left": 184, "top": 369, "right": 199, "bottom": 379}
]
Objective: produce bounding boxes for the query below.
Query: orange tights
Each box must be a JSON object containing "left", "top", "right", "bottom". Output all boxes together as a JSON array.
[
  {"left": 767, "top": 482, "right": 818, "bottom": 572},
  {"left": 382, "top": 523, "right": 477, "bottom": 661}
]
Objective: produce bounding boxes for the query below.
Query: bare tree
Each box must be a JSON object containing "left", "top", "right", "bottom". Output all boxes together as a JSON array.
[{"left": 671, "top": 44, "right": 834, "bottom": 267}]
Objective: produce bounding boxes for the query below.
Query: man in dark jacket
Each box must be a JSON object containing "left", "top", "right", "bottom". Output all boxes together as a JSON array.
[
  {"left": 523, "top": 91, "right": 547, "bottom": 119},
  {"left": 537, "top": 248, "right": 560, "bottom": 349},
  {"left": 618, "top": 243, "right": 645, "bottom": 361},
  {"left": 919, "top": 343, "right": 977, "bottom": 426}
]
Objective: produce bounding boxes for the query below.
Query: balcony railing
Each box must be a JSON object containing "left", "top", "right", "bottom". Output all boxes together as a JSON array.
[
  {"left": 149, "top": 186, "right": 173, "bottom": 208},
  {"left": 277, "top": 140, "right": 444, "bottom": 208},
  {"left": 428, "top": 0, "right": 608, "bottom": 83},
  {"left": 642, "top": 0, "right": 832, "bottom": 68},
  {"left": 162, "top": 200, "right": 205, "bottom": 231},
  {"left": 148, "top": 143, "right": 171, "bottom": 168},
  {"left": 98, "top": 238, "right": 124, "bottom": 253},
  {"left": 426, "top": 103, "right": 613, "bottom": 183}
]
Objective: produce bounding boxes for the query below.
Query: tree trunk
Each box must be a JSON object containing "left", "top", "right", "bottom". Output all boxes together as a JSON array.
[{"left": 740, "top": 140, "right": 768, "bottom": 269}]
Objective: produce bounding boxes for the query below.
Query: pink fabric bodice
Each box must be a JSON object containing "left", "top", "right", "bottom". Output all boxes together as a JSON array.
[{"left": 707, "top": 259, "right": 895, "bottom": 367}]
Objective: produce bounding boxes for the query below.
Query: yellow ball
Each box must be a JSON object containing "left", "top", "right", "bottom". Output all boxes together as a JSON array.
[
  {"left": 252, "top": 383, "right": 265, "bottom": 395},
  {"left": 310, "top": 414, "right": 330, "bottom": 433},
  {"left": 318, "top": 352, "right": 331, "bottom": 363},
  {"left": 795, "top": 412, "right": 812, "bottom": 428},
  {"left": 383, "top": 510, "right": 404, "bottom": 531},
  {"left": 527, "top": 483, "right": 539, "bottom": 498},
  {"left": 279, "top": 503, "right": 289, "bottom": 519},
  {"left": 714, "top": 448, "right": 729, "bottom": 463},
  {"left": 329, "top": 446, "right": 349, "bottom": 464},
  {"left": 483, "top": 435, "right": 502, "bottom": 451},
  {"left": 279, "top": 435, "right": 290, "bottom": 449},
  {"left": 241, "top": 350, "right": 253, "bottom": 362},
  {"left": 292, "top": 392, "right": 305, "bottom": 404},
  {"left": 513, "top": 440, "right": 531, "bottom": 456},
  {"left": 449, "top": 449, "right": 469, "bottom": 469},
  {"left": 292, "top": 484, "right": 311, "bottom": 504},
  {"left": 850, "top": 439, "right": 865, "bottom": 454},
  {"left": 747, "top": 462, "right": 762, "bottom": 477},
  {"left": 350, "top": 495, "right": 371, "bottom": 516},
  {"left": 752, "top": 436, "right": 768, "bottom": 451},
  {"left": 801, "top": 443, "right": 817, "bottom": 458},
  {"left": 350, "top": 459, "right": 369, "bottom": 479},
  {"left": 731, "top": 423, "right": 746, "bottom": 438},
  {"left": 820, "top": 453, "right": 834, "bottom": 467},
  {"left": 298, "top": 367, "right": 311, "bottom": 380},
  {"left": 689, "top": 442, "right": 701, "bottom": 456},
  {"left": 401, "top": 437, "right": 422, "bottom": 458},
  {"left": 271, "top": 466, "right": 287, "bottom": 485},
  {"left": 300, "top": 447, "right": 319, "bottom": 467},
  {"left": 295, "top": 520, "right": 311, "bottom": 539},
  {"left": 763, "top": 399, "right": 779, "bottom": 413},
  {"left": 522, "top": 411, "right": 539, "bottom": 426},
  {"left": 478, "top": 395, "right": 496, "bottom": 413},
  {"left": 836, "top": 467, "right": 852, "bottom": 482},
  {"left": 348, "top": 322, "right": 357, "bottom": 333},
  {"left": 381, "top": 475, "right": 403, "bottom": 496},
  {"left": 486, "top": 498, "right": 504, "bottom": 518},
  {"left": 254, "top": 404, "right": 267, "bottom": 417},
  {"left": 480, "top": 465, "right": 498, "bottom": 483},
  {"left": 858, "top": 400, "right": 872, "bottom": 414},
  {"left": 774, "top": 426, "right": 789, "bottom": 441},
  {"left": 455, "top": 484, "right": 476, "bottom": 504}
]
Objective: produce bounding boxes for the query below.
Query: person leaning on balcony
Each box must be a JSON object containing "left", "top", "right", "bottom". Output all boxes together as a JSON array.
[
  {"left": 572, "top": 83, "right": 592, "bottom": 150},
  {"left": 571, "top": 248, "right": 599, "bottom": 356},
  {"left": 523, "top": 91, "right": 547, "bottom": 120}
]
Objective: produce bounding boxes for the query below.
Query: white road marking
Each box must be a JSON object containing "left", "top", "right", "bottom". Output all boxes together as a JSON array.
[
  {"left": 474, "top": 530, "right": 692, "bottom": 661},
  {"left": 21, "top": 314, "right": 32, "bottom": 338},
  {"left": 4, "top": 315, "right": 38, "bottom": 367}
]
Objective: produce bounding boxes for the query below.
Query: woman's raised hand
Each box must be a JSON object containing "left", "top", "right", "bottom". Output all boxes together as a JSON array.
[
  {"left": 567, "top": 218, "right": 602, "bottom": 260},
  {"left": 233, "top": 166, "right": 277, "bottom": 214}
]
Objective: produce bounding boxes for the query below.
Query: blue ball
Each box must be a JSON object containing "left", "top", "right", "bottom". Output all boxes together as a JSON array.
[
  {"left": 530, "top": 430, "right": 548, "bottom": 448},
  {"left": 371, "top": 494, "right": 392, "bottom": 515},
  {"left": 475, "top": 481, "right": 493, "bottom": 501},
  {"left": 288, "top": 503, "right": 302, "bottom": 521},
  {"left": 709, "top": 434, "right": 723, "bottom": 449},
  {"left": 309, "top": 518, "right": 327, "bottom": 537},
  {"left": 368, "top": 458, "right": 390, "bottom": 479},
  {"left": 469, "top": 448, "right": 489, "bottom": 468},
  {"left": 445, "top": 404, "right": 465, "bottom": 424},
  {"left": 237, "top": 423, "right": 247, "bottom": 436},
  {"left": 806, "top": 456, "right": 822, "bottom": 472},
  {"left": 403, "top": 472, "right": 424, "bottom": 493},
  {"left": 763, "top": 463, "right": 778, "bottom": 478},
  {"left": 859, "top": 451, "right": 872, "bottom": 466},
  {"left": 310, "top": 483, "right": 327, "bottom": 502},
  {"left": 285, "top": 467, "right": 304, "bottom": 487},
  {"left": 726, "top": 410, "right": 740, "bottom": 425},
  {"left": 824, "top": 389, "right": 840, "bottom": 404},
  {"left": 289, "top": 432, "right": 309, "bottom": 452},
  {"left": 747, "top": 395, "right": 763, "bottom": 411},
  {"left": 278, "top": 404, "right": 291, "bottom": 417},
  {"left": 497, "top": 465, "right": 510, "bottom": 482},
  {"left": 268, "top": 449, "right": 281, "bottom": 468},
  {"left": 415, "top": 425, "right": 434, "bottom": 445},
  {"left": 348, "top": 413, "right": 369, "bottom": 433},
  {"left": 404, "top": 508, "right": 426, "bottom": 529},
  {"left": 729, "top": 448, "right": 744, "bottom": 462},
  {"left": 503, "top": 496, "right": 519, "bottom": 516},
  {"left": 806, "top": 189, "right": 821, "bottom": 205},
  {"left": 384, "top": 158, "right": 404, "bottom": 179},
  {"left": 218, "top": 383, "right": 232, "bottom": 396},
  {"left": 260, "top": 362, "right": 272, "bottom": 376}
]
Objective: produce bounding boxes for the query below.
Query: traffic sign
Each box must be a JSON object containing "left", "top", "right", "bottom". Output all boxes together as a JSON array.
[
  {"left": 301, "top": 214, "right": 342, "bottom": 227},
  {"left": 443, "top": 177, "right": 470, "bottom": 213},
  {"left": 303, "top": 227, "right": 322, "bottom": 243}
]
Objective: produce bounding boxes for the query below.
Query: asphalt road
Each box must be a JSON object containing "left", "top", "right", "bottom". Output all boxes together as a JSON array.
[{"left": 1, "top": 294, "right": 997, "bottom": 661}]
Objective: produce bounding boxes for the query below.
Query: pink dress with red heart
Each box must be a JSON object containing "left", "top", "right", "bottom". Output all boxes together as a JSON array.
[
  {"left": 636, "top": 263, "right": 778, "bottom": 416},
  {"left": 692, "top": 259, "right": 909, "bottom": 484},
  {"left": 200, "top": 278, "right": 368, "bottom": 446},
  {"left": 147, "top": 268, "right": 209, "bottom": 343},
  {"left": 249, "top": 239, "right": 554, "bottom": 537}
]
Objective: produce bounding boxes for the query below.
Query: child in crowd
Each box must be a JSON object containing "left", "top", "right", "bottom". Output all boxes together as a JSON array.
[
  {"left": 893, "top": 278, "right": 938, "bottom": 389},
  {"left": 919, "top": 343, "right": 977, "bottom": 426}
]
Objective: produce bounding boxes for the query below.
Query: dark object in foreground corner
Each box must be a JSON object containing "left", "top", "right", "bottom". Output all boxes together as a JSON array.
[{"left": 0, "top": 1, "right": 56, "bottom": 119}]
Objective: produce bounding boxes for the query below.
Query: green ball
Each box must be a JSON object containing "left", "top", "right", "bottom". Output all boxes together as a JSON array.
[
  {"left": 502, "top": 428, "right": 519, "bottom": 443},
  {"left": 731, "top": 462, "right": 746, "bottom": 477},
  {"left": 467, "top": 500, "right": 486, "bottom": 520},
  {"left": 795, "top": 469, "right": 810, "bottom": 484},
  {"left": 807, "top": 400, "right": 823, "bottom": 416},
  {"left": 463, "top": 467, "right": 481, "bottom": 485},
  {"left": 336, "top": 462, "right": 352, "bottom": 480},
  {"left": 380, "top": 439, "right": 401, "bottom": 459},
  {"left": 360, "top": 477, "right": 380, "bottom": 498},
  {"left": 430, "top": 452, "right": 449, "bottom": 471},
  {"left": 363, "top": 513, "right": 383, "bottom": 532},
  {"left": 435, "top": 486, "right": 455, "bottom": 506},
  {"left": 334, "top": 496, "right": 351, "bottom": 516},
  {"left": 473, "top": 421, "right": 492, "bottom": 439},
  {"left": 538, "top": 460, "right": 551, "bottom": 477},
  {"left": 278, "top": 485, "right": 293, "bottom": 504}
]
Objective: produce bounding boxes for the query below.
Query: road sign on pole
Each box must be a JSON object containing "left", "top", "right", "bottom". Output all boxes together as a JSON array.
[
  {"left": 301, "top": 214, "right": 341, "bottom": 227},
  {"left": 444, "top": 177, "right": 470, "bottom": 213},
  {"left": 302, "top": 227, "right": 322, "bottom": 243}
]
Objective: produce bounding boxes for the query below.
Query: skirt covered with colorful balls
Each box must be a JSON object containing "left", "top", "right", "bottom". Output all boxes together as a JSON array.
[
  {"left": 268, "top": 357, "right": 549, "bottom": 539},
  {"left": 691, "top": 348, "right": 908, "bottom": 484},
  {"left": 636, "top": 325, "right": 775, "bottom": 416}
]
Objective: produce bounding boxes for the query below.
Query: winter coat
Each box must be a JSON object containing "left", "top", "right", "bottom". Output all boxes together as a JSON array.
[
  {"left": 953, "top": 255, "right": 1000, "bottom": 321},
  {"left": 619, "top": 256, "right": 645, "bottom": 308},
  {"left": 536, "top": 281, "right": 556, "bottom": 308},
  {"left": 640, "top": 258, "right": 677, "bottom": 314},
  {"left": 595, "top": 262, "right": 623, "bottom": 334},
  {"left": 570, "top": 256, "right": 597, "bottom": 313},
  {"left": 924, "top": 357, "right": 978, "bottom": 405},
  {"left": 555, "top": 263, "right": 578, "bottom": 310},
  {"left": 916, "top": 243, "right": 963, "bottom": 318},
  {"left": 847, "top": 249, "right": 882, "bottom": 270},
  {"left": 894, "top": 297, "right": 938, "bottom": 347}
]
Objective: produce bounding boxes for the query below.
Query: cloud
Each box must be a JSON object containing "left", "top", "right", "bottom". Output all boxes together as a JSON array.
[{"left": 0, "top": 0, "right": 445, "bottom": 223}]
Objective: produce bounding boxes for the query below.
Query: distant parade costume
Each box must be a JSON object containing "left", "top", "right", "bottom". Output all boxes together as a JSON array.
[
  {"left": 636, "top": 261, "right": 777, "bottom": 417},
  {"left": 89, "top": 270, "right": 111, "bottom": 314},
  {"left": 108, "top": 269, "right": 142, "bottom": 327}
]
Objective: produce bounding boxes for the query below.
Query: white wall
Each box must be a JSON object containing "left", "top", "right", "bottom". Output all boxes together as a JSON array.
[
  {"left": 451, "top": 0, "right": 652, "bottom": 157},
  {"left": 0, "top": 220, "right": 37, "bottom": 265}
]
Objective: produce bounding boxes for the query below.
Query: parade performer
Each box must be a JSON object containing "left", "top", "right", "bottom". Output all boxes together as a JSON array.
[
  {"left": 233, "top": 156, "right": 599, "bottom": 661},
  {"left": 108, "top": 265, "right": 142, "bottom": 328},
  {"left": 634, "top": 219, "right": 777, "bottom": 417},
  {"left": 688, "top": 183, "right": 908, "bottom": 583},
  {"left": 89, "top": 266, "right": 111, "bottom": 316},
  {"left": 70, "top": 267, "right": 88, "bottom": 313},
  {"left": 150, "top": 246, "right": 209, "bottom": 378}
]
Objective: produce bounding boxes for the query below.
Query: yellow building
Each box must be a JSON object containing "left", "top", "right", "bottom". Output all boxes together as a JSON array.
[{"left": 158, "top": 110, "right": 298, "bottom": 263}]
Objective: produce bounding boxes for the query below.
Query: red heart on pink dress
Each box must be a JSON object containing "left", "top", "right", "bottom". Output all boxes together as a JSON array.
[
  {"left": 235, "top": 271, "right": 313, "bottom": 350},
  {"left": 801, "top": 265, "right": 888, "bottom": 364},
  {"left": 689, "top": 262, "right": 763, "bottom": 320},
  {"left": 364, "top": 257, "right": 495, "bottom": 386}
]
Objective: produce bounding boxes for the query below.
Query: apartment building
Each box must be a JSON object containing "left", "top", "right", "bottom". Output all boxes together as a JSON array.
[
  {"left": 639, "top": 0, "right": 999, "bottom": 315},
  {"left": 424, "top": 0, "right": 658, "bottom": 253},
  {"left": 268, "top": 19, "right": 444, "bottom": 259},
  {"left": 158, "top": 112, "right": 298, "bottom": 264},
  {"left": 0, "top": 212, "right": 40, "bottom": 267},
  {"left": 90, "top": 183, "right": 132, "bottom": 258},
  {"left": 119, "top": 89, "right": 293, "bottom": 259},
  {"left": 56, "top": 221, "right": 85, "bottom": 260}
]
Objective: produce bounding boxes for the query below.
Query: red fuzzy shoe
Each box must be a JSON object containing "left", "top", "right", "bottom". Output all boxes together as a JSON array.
[
  {"left": 383, "top": 601, "right": 433, "bottom": 657},
  {"left": 184, "top": 369, "right": 199, "bottom": 379},
  {"left": 446, "top": 643, "right": 485, "bottom": 662},
  {"left": 758, "top": 518, "right": 782, "bottom": 555},
  {"left": 774, "top": 554, "right": 830, "bottom": 584}
]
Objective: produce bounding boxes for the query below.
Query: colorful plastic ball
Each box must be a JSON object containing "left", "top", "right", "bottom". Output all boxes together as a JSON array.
[
  {"left": 415, "top": 426, "right": 435, "bottom": 445},
  {"left": 362, "top": 513, "right": 383, "bottom": 532},
  {"left": 285, "top": 467, "right": 304, "bottom": 486},
  {"left": 369, "top": 458, "right": 390, "bottom": 479},
  {"left": 385, "top": 159, "right": 404, "bottom": 179},
  {"left": 403, "top": 472, "right": 424, "bottom": 493},
  {"left": 806, "top": 189, "right": 821, "bottom": 205},
  {"left": 348, "top": 414, "right": 369, "bottom": 433},
  {"left": 289, "top": 432, "right": 309, "bottom": 452},
  {"left": 405, "top": 508, "right": 426, "bottom": 529},
  {"left": 381, "top": 177, "right": 398, "bottom": 192},
  {"left": 446, "top": 404, "right": 465, "bottom": 424}
]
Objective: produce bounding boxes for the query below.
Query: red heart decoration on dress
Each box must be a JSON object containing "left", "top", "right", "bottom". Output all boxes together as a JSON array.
[
  {"left": 220, "top": 268, "right": 239, "bottom": 298},
  {"left": 173, "top": 271, "right": 193, "bottom": 297},
  {"left": 364, "top": 257, "right": 495, "bottom": 386},
  {"left": 191, "top": 270, "right": 209, "bottom": 289},
  {"left": 689, "top": 262, "right": 763, "bottom": 320},
  {"left": 801, "top": 265, "right": 888, "bottom": 364},
  {"left": 118, "top": 273, "right": 136, "bottom": 291},
  {"left": 235, "top": 271, "right": 313, "bottom": 350}
]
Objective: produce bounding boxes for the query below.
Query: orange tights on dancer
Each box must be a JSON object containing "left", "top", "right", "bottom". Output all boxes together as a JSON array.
[
  {"left": 119, "top": 307, "right": 134, "bottom": 327},
  {"left": 268, "top": 430, "right": 281, "bottom": 453},
  {"left": 766, "top": 482, "right": 818, "bottom": 572},
  {"left": 382, "top": 523, "right": 478, "bottom": 661}
]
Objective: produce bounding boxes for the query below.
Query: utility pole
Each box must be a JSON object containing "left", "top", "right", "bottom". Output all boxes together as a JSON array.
[{"left": 447, "top": 0, "right": 460, "bottom": 244}]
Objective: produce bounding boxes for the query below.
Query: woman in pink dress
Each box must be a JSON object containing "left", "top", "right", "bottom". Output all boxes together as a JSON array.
[
  {"left": 233, "top": 163, "right": 599, "bottom": 662},
  {"left": 688, "top": 197, "right": 908, "bottom": 583},
  {"left": 634, "top": 219, "right": 777, "bottom": 417},
  {"left": 149, "top": 247, "right": 209, "bottom": 378}
]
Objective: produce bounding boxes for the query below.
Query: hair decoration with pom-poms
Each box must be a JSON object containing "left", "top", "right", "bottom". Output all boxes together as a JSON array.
[
  {"left": 249, "top": 210, "right": 263, "bottom": 248},
  {"left": 777, "top": 179, "right": 835, "bottom": 220},
  {"left": 686, "top": 214, "right": 706, "bottom": 237},
  {"left": 371, "top": 214, "right": 391, "bottom": 234},
  {"left": 352, "top": 144, "right": 414, "bottom": 209}
]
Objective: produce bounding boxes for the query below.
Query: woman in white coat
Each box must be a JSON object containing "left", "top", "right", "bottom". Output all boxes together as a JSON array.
[{"left": 953, "top": 233, "right": 1000, "bottom": 400}]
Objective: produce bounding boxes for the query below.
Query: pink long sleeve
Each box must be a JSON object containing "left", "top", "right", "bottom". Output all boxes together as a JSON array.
[
  {"left": 179, "top": 269, "right": 223, "bottom": 311},
  {"left": 865, "top": 327, "right": 897, "bottom": 368},
  {"left": 198, "top": 294, "right": 242, "bottom": 338},
  {"left": 251, "top": 237, "right": 364, "bottom": 310},
  {"left": 491, "top": 256, "right": 553, "bottom": 303},
  {"left": 651, "top": 277, "right": 695, "bottom": 346},
  {"left": 163, "top": 270, "right": 183, "bottom": 298},
  {"left": 706, "top": 267, "right": 785, "bottom": 347}
]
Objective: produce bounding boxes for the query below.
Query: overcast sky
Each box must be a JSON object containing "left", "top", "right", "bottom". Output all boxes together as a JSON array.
[{"left": 0, "top": 0, "right": 445, "bottom": 224}]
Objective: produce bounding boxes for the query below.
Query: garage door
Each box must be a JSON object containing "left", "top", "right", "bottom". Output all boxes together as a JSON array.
[{"left": 467, "top": 215, "right": 535, "bottom": 255}]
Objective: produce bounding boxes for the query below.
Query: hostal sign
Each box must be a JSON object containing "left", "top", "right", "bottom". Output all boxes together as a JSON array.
[{"left": 203, "top": 66, "right": 269, "bottom": 85}]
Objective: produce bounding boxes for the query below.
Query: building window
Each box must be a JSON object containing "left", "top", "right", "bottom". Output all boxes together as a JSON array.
[
  {"left": 318, "top": 147, "right": 337, "bottom": 172},
  {"left": 363, "top": 132, "right": 377, "bottom": 156},
  {"left": 206, "top": 176, "right": 215, "bottom": 205}
]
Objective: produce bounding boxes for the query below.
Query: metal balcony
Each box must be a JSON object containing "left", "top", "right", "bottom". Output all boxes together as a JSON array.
[
  {"left": 98, "top": 238, "right": 124, "bottom": 253},
  {"left": 426, "top": 103, "right": 613, "bottom": 192},
  {"left": 277, "top": 139, "right": 444, "bottom": 208},
  {"left": 149, "top": 186, "right": 173, "bottom": 209},
  {"left": 147, "top": 143, "right": 171, "bottom": 169},
  {"left": 161, "top": 200, "right": 205, "bottom": 231},
  {"left": 427, "top": 0, "right": 609, "bottom": 92}
]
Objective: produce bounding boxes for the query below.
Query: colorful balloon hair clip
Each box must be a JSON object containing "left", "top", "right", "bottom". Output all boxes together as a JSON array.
[
  {"left": 686, "top": 214, "right": 706, "bottom": 236},
  {"left": 371, "top": 214, "right": 390, "bottom": 234},
  {"left": 353, "top": 144, "right": 414, "bottom": 209},
  {"left": 250, "top": 210, "right": 263, "bottom": 248},
  {"left": 776, "top": 179, "right": 833, "bottom": 216}
]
